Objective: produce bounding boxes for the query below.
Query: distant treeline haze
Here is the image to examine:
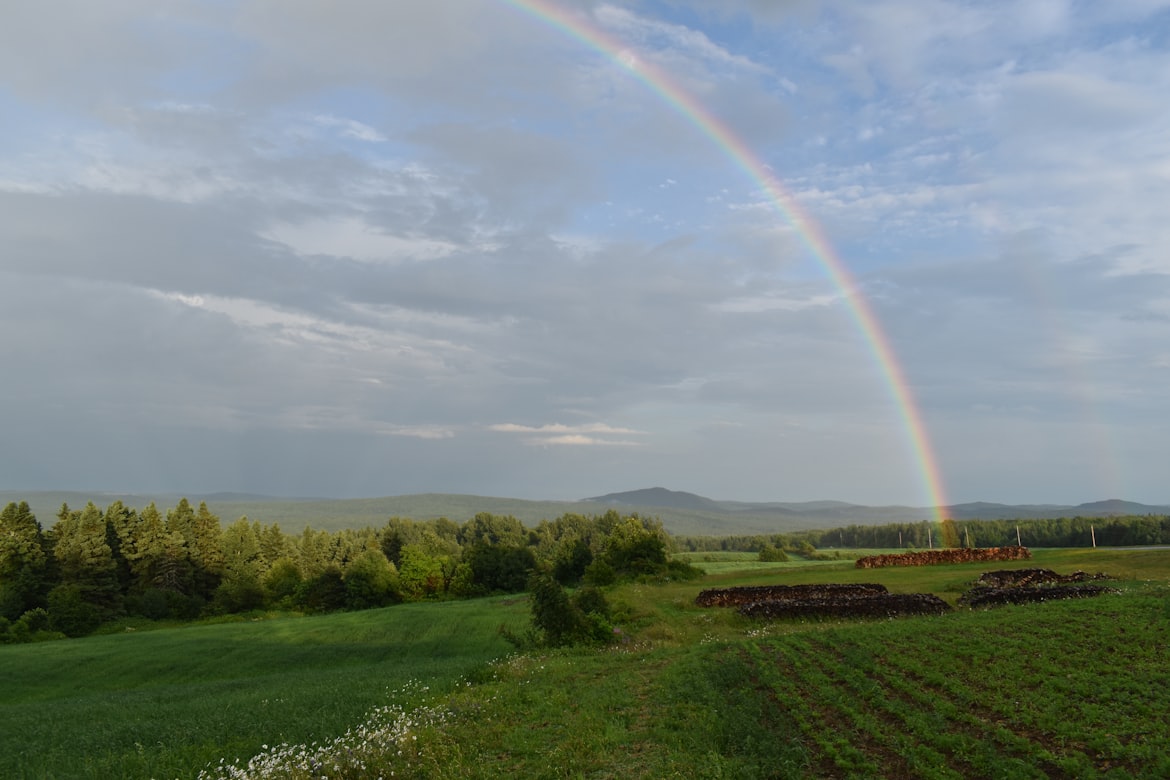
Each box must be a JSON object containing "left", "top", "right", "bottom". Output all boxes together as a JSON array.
[
  {"left": 0, "top": 499, "right": 693, "bottom": 642},
  {"left": 676, "top": 514, "right": 1170, "bottom": 552}
]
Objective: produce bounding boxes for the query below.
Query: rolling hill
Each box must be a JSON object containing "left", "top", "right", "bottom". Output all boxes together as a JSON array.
[{"left": 2, "top": 488, "right": 1167, "bottom": 538}]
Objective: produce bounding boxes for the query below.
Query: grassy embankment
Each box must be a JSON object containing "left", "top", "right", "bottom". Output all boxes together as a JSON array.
[{"left": 1, "top": 548, "right": 1168, "bottom": 778}]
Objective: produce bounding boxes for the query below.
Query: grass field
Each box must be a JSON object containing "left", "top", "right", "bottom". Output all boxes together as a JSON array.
[
  {"left": 0, "top": 598, "right": 529, "bottom": 779},
  {"left": 2, "top": 548, "right": 1168, "bottom": 778},
  {"left": 674, "top": 548, "right": 896, "bottom": 575}
]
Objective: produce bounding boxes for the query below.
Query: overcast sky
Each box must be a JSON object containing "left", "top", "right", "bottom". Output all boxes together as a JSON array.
[{"left": 3, "top": 1, "right": 1169, "bottom": 506}]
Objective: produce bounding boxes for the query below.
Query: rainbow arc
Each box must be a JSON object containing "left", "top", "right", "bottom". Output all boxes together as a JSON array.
[{"left": 503, "top": 0, "right": 950, "bottom": 521}]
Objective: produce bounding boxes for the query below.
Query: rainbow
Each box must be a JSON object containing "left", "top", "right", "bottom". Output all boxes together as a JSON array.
[{"left": 501, "top": 0, "right": 950, "bottom": 521}]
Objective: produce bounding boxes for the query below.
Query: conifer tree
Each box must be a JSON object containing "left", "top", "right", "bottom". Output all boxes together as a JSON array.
[
  {"left": 257, "top": 522, "right": 291, "bottom": 570},
  {"left": 0, "top": 502, "right": 50, "bottom": 620},
  {"left": 190, "top": 502, "right": 225, "bottom": 597},
  {"left": 50, "top": 502, "right": 121, "bottom": 616},
  {"left": 103, "top": 500, "right": 136, "bottom": 594},
  {"left": 213, "top": 518, "right": 264, "bottom": 612},
  {"left": 128, "top": 503, "right": 193, "bottom": 595}
]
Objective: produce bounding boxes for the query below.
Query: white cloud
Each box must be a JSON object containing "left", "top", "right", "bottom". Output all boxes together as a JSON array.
[
  {"left": 595, "top": 4, "right": 772, "bottom": 76},
  {"left": 263, "top": 217, "right": 458, "bottom": 263},
  {"left": 488, "top": 423, "right": 645, "bottom": 436},
  {"left": 538, "top": 435, "right": 642, "bottom": 447},
  {"left": 309, "top": 114, "right": 386, "bottom": 142}
]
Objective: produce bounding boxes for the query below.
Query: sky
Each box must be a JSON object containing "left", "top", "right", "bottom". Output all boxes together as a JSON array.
[{"left": 2, "top": 0, "right": 1170, "bottom": 507}]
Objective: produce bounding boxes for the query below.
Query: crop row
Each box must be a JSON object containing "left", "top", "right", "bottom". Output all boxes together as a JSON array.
[{"left": 736, "top": 591, "right": 1170, "bottom": 778}]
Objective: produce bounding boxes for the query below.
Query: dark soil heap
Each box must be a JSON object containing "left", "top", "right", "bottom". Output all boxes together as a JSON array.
[
  {"left": 959, "top": 568, "right": 1118, "bottom": 608},
  {"left": 694, "top": 583, "right": 887, "bottom": 607},
  {"left": 738, "top": 592, "right": 951, "bottom": 619},
  {"left": 855, "top": 546, "right": 1031, "bottom": 569},
  {"left": 696, "top": 582, "right": 950, "bottom": 620}
]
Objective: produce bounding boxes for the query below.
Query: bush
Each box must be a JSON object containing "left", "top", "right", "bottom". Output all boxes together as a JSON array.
[
  {"left": 552, "top": 538, "right": 593, "bottom": 585},
  {"left": 47, "top": 585, "right": 102, "bottom": 638},
  {"left": 263, "top": 558, "right": 303, "bottom": 608},
  {"left": 295, "top": 566, "right": 347, "bottom": 613},
  {"left": 134, "top": 588, "right": 172, "bottom": 620},
  {"left": 758, "top": 544, "right": 788, "bottom": 562},
  {"left": 344, "top": 549, "right": 400, "bottom": 609},
  {"left": 526, "top": 572, "right": 615, "bottom": 647},
  {"left": 212, "top": 574, "right": 267, "bottom": 614},
  {"left": 465, "top": 544, "right": 536, "bottom": 595},
  {"left": 583, "top": 559, "right": 616, "bottom": 587},
  {"left": 5, "top": 609, "right": 64, "bottom": 643}
]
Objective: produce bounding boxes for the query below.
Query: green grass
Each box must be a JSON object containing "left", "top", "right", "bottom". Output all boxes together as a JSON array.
[
  {"left": 0, "top": 597, "right": 528, "bottom": 779},
  {"left": 675, "top": 548, "right": 899, "bottom": 575},
  {"left": 3, "top": 548, "right": 1168, "bottom": 778}
]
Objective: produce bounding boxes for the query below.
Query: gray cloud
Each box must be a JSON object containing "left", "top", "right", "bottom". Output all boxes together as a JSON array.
[{"left": 2, "top": 1, "right": 1169, "bottom": 505}]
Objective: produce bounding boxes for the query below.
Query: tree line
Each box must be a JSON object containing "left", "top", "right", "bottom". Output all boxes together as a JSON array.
[
  {"left": 676, "top": 514, "right": 1170, "bottom": 553},
  {"left": 0, "top": 499, "right": 697, "bottom": 642}
]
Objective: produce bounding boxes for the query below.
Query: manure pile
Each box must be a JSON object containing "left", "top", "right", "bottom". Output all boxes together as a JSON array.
[
  {"left": 855, "top": 545, "right": 1031, "bottom": 569},
  {"left": 739, "top": 592, "right": 951, "bottom": 619},
  {"left": 696, "top": 582, "right": 950, "bottom": 620},
  {"left": 694, "top": 583, "right": 888, "bottom": 607},
  {"left": 959, "top": 568, "right": 1118, "bottom": 608}
]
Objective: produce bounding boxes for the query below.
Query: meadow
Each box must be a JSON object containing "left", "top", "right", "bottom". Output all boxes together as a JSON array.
[{"left": 1, "top": 548, "right": 1167, "bottom": 778}]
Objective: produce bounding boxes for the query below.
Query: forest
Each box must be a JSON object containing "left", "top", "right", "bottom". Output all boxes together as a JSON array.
[
  {"left": 676, "top": 513, "right": 1170, "bottom": 552},
  {"left": 0, "top": 499, "right": 695, "bottom": 643},
  {"left": 3, "top": 497, "right": 1167, "bottom": 644}
]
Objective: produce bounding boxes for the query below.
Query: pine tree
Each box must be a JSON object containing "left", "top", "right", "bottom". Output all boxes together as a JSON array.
[
  {"left": 127, "top": 503, "right": 193, "bottom": 595},
  {"left": 50, "top": 502, "right": 121, "bottom": 617},
  {"left": 213, "top": 518, "right": 264, "bottom": 613},
  {"left": 257, "top": 522, "right": 291, "bottom": 571},
  {"left": 190, "top": 502, "right": 225, "bottom": 598},
  {"left": 0, "top": 502, "right": 50, "bottom": 620},
  {"left": 103, "top": 500, "right": 136, "bottom": 594}
]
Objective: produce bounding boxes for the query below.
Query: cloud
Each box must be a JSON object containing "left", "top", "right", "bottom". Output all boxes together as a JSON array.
[
  {"left": 538, "top": 435, "right": 642, "bottom": 447},
  {"left": 263, "top": 217, "right": 459, "bottom": 264},
  {"left": 489, "top": 422, "right": 647, "bottom": 448},
  {"left": 309, "top": 114, "right": 386, "bottom": 143},
  {"left": 488, "top": 423, "right": 644, "bottom": 435},
  {"left": 2, "top": 1, "right": 1170, "bottom": 504}
]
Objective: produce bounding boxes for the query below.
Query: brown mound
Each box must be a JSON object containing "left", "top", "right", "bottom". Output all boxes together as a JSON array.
[
  {"left": 855, "top": 546, "right": 1031, "bottom": 569},
  {"left": 960, "top": 583, "right": 1119, "bottom": 608},
  {"left": 971, "top": 568, "right": 1110, "bottom": 588},
  {"left": 695, "top": 583, "right": 887, "bottom": 607},
  {"left": 959, "top": 568, "right": 1117, "bottom": 607},
  {"left": 739, "top": 593, "right": 952, "bottom": 619}
]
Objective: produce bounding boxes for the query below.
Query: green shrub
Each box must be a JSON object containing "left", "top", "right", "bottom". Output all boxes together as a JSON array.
[
  {"left": 583, "top": 559, "right": 616, "bottom": 586},
  {"left": 343, "top": 549, "right": 400, "bottom": 609},
  {"left": 263, "top": 558, "right": 303, "bottom": 608},
  {"left": 526, "top": 572, "right": 615, "bottom": 647},
  {"left": 295, "top": 566, "right": 347, "bottom": 613},
  {"left": 131, "top": 587, "right": 172, "bottom": 620},
  {"left": 758, "top": 544, "right": 788, "bottom": 562},
  {"left": 552, "top": 537, "right": 593, "bottom": 585},
  {"left": 212, "top": 574, "right": 266, "bottom": 614},
  {"left": 47, "top": 585, "right": 102, "bottom": 637}
]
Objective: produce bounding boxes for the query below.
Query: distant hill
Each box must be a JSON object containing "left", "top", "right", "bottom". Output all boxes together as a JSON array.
[
  {"left": 577, "top": 488, "right": 1170, "bottom": 531},
  {"left": 585, "top": 487, "right": 724, "bottom": 512},
  {"left": 2, "top": 489, "right": 1168, "bottom": 538}
]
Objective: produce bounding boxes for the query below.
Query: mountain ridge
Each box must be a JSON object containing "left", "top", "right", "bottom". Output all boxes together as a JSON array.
[{"left": 3, "top": 488, "right": 1167, "bottom": 538}]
